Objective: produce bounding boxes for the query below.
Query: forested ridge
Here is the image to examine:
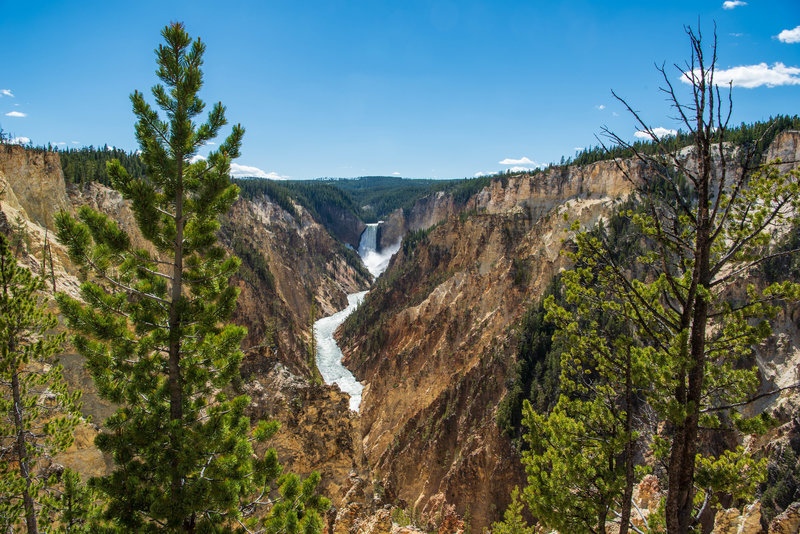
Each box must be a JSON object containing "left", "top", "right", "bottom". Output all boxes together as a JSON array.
[{"left": 45, "top": 114, "right": 800, "bottom": 235}]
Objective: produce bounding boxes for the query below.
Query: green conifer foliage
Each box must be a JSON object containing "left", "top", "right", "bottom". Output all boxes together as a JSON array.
[
  {"left": 0, "top": 235, "right": 82, "bottom": 534},
  {"left": 490, "top": 487, "right": 534, "bottom": 534},
  {"left": 56, "top": 23, "right": 327, "bottom": 532},
  {"left": 510, "top": 28, "right": 800, "bottom": 534}
]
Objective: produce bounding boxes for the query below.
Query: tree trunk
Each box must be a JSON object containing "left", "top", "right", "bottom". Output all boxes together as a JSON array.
[
  {"left": 665, "top": 143, "right": 712, "bottom": 533},
  {"left": 168, "top": 156, "right": 185, "bottom": 520},
  {"left": 618, "top": 350, "right": 634, "bottom": 534},
  {"left": 11, "top": 356, "right": 39, "bottom": 534}
]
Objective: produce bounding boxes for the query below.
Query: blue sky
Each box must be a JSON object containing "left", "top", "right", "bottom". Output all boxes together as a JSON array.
[{"left": 2, "top": 1, "right": 799, "bottom": 179}]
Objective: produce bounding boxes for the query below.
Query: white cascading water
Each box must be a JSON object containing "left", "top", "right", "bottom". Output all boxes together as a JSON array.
[
  {"left": 314, "top": 223, "right": 401, "bottom": 411},
  {"left": 314, "top": 290, "right": 368, "bottom": 410},
  {"left": 358, "top": 223, "right": 401, "bottom": 278}
]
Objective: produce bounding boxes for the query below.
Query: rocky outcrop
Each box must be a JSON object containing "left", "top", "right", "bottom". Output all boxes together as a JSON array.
[
  {"left": 244, "top": 364, "right": 365, "bottom": 505},
  {"left": 712, "top": 502, "right": 763, "bottom": 534},
  {"left": 766, "top": 130, "right": 800, "bottom": 173},
  {"left": 769, "top": 502, "right": 800, "bottom": 533},
  {"left": 470, "top": 158, "right": 631, "bottom": 217},
  {"left": 377, "top": 192, "right": 460, "bottom": 251},
  {"left": 377, "top": 209, "right": 406, "bottom": 251},
  {"left": 0, "top": 144, "right": 70, "bottom": 230},
  {"left": 317, "top": 203, "right": 367, "bottom": 249}
]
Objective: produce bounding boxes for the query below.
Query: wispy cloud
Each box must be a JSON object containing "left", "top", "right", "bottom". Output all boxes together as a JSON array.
[
  {"left": 189, "top": 157, "right": 287, "bottom": 179},
  {"left": 5, "top": 111, "right": 26, "bottom": 117},
  {"left": 474, "top": 171, "right": 498, "bottom": 177},
  {"left": 230, "top": 163, "right": 288, "bottom": 180},
  {"left": 595, "top": 104, "right": 606, "bottom": 110},
  {"left": 722, "top": 0, "right": 746, "bottom": 9},
  {"left": 634, "top": 127, "right": 677, "bottom": 140},
  {"left": 777, "top": 26, "right": 800, "bottom": 44},
  {"left": 0, "top": 89, "right": 13, "bottom": 98},
  {"left": 681, "top": 62, "right": 800, "bottom": 88},
  {"left": 9, "top": 136, "right": 31, "bottom": 145},
  {"left": 499, "top": 156, "right": 536, "bottom": 165},
  {"left": 391, "top": 171, "right": 401, "bottom": 176}
]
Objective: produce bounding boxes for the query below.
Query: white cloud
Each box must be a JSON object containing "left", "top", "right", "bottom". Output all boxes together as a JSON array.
[
  {"left": 508, "top": 166, "right": 538, "bottom": 173},
  {"left": 682, "top": 62, "right": 800, "bottom": 88},
  {"left": 0, "top": 89, "right": 13, "bottom": 98},
  {"left": 230, "top": 163, "right": 288, "bottom": 180},
  {"left": 573, "top": 147, "right": 584, "bottom": 151},
  {"left": 5, "top": 111, "right": 26, "bottom": 117},
  {"left": 391, "top": 171, "right": 401, "bottom": 176},
  {"left": 596, "top": 104, "right": 606, "bottom": 110},
  {"left": 499, "top": 156, "right": 536, "bottom": 165},
  {"left": 777, "top": 26, "right": 800, "bottom": 44},
  {"left": 612, "top": 111, "right": 620, "bottom": 117},
  {"left": 634, "top": 127, "right": 678, "bottom": 140},
  {"left": 474, "top": 171, "right": 498, "bottom": 177},
  {"left": 54, "top": 142, "right": 67, "bottom": 146},
  {"left": 187, "top": 157, "right": 287, "bottom": 179},
  {"left": 71, "top": 141, "right": 80, "bottom": 145},
  {"left": 722, "top": 0, "right": 746, "bottom": 9},
  {"left": 9, "top": 136, "right": 31, "bottom": 145},
  {"left": 729, "top": 32, "right": 743, "bottom": 37}
]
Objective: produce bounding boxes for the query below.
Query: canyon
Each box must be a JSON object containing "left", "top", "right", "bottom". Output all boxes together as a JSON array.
[{"left": 1, "top": 131, "right": 799, "bottom": 532}]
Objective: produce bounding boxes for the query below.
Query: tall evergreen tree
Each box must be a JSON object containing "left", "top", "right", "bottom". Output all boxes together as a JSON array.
[
  {"left": 598, "top": 28, "right": 800, "bottom": 532},
  {"left": 504, "top": 27, "right": 800, "bottom": 534},
  {"left": 0, "top": 235, "right": 82, "bottom": 534},
  {"left": 56, "top": 23, "right": 327, "bottom": 532}
]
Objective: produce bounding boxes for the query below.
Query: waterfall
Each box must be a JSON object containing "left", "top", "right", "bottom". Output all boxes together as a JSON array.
[
  {"left": 358, "top": 223, "right": 379, "bottom": 257},
  {"left": 314, "top": 222, "right": 402, "bottom": 411},
  {"left": 358, "top": 223, "right": 400, "bottom": 278}
]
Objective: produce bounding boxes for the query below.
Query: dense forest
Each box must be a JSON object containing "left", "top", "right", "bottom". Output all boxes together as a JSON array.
[{"left": 58, "top": 145, "right": 146, "bottom": 186}]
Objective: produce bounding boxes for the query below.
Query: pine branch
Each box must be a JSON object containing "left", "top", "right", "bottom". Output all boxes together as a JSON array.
[{"left": 701, "top": 383, "right": 800, "bottom": 413}]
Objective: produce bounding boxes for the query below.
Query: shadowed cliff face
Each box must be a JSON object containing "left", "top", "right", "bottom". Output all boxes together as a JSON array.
[{"left": 222, "top": 195, "right": 371, "bottom": 379}]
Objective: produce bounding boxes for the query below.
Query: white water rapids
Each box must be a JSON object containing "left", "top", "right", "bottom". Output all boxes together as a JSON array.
[{"left": 314, "top": 223, "right": 399, "bottom": 411}]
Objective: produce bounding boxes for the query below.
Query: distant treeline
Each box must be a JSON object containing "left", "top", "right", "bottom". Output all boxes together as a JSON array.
[
  {"left": 57, "top": 145, "right": 146, "bottom": 187},
  {"left": 27, "top": 114, "right": 798, "bottom": 229},
  {"left": 571, "top": 114, "right": 800, "bottom": 167}
]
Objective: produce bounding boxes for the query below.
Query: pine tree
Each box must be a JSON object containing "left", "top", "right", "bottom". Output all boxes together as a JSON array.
[
  {"left": 521, "top": 271, "right": 647, "bottom": 534},
  {"left": 490, "top": 487, "right": 534, "bottom": 534},
  {"left": 56, "top": 22, "right": 327, "bottom": 532},
  {"left": 10, "top": 214, "right": 32, "bottom": 257},
  {"left": 0, "top": 235, "right": 82, "bottom": 534},
  {"left": 513, "top": 27, "right": 799, "bottom": 534}
]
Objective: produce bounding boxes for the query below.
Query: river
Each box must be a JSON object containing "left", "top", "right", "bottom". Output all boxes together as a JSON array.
[{"left": 313, "top": 223, "right": 399, "bottom": 411}]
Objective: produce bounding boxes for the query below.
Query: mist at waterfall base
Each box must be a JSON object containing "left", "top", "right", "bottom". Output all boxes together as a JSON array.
[
  {"left": 314, "top": 224, "right": 400, "bottom": 411},
  {"left": 358, "top": 223, "right": 401, "bottom": 278}
]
